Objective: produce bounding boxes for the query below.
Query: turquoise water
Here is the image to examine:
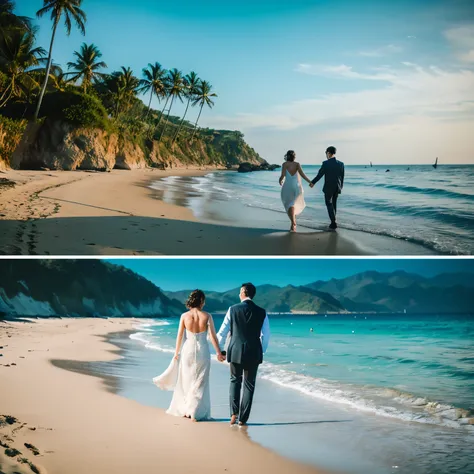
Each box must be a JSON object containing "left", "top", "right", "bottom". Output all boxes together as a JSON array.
[
  {"left": 150, "top": 165, "right": 474, "bottom": 254},
  {"left": 132, "top": 314, "right": 474, "bottom": 428},
  {"left": 107, "top": 314, "right": 474, "bottom": 473}
]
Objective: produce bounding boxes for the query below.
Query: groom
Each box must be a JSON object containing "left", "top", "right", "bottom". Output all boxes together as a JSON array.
[
  {"left": 217, "top": 283, "right": 270, "bottom": 426},
  {"left": 309, "top": 146, "right": 345, "bottom": 229}
]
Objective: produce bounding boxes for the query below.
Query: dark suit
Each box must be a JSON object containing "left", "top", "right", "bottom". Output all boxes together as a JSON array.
[
  {"left": 220, "top": 299, "right": 268, "bottom": 424},
  {"left": 311, "top": 157, "right": 345, "bottom": 224}
]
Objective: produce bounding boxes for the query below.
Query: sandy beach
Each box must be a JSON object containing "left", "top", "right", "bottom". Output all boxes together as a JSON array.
[
  {"left": 0, "top": 168, "right": 368, "bottom": 255},
  {"left": 0, "top": 317, "right": 330, "bottom": 474}
]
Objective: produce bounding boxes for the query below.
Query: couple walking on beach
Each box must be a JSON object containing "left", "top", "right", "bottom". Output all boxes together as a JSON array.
[
  {"left": 280, "top": 146, "right": 345, "bottom": 232},
  {"left": 153, "top": 283, "right": 270, "bottom": 426}
]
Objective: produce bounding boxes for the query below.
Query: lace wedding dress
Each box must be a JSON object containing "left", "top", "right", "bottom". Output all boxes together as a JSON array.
[
  {"left": 281, "top": 169, "right": 306, "bottom": 215},
  {"left": 153, "top": 329, "right": 211, "bottom": 421}
]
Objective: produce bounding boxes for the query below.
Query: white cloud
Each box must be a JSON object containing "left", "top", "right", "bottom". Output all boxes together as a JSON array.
[
  {"left": 295, "top": 63, "right": 396, "bottom": 81},
  {"left": 444, "top": 24, "right": 474, "bottom": 63},
  {"left": 357, "top": 44, "right": 403, "bottom": 57},
  {"left": 460, "top": 50, "right": 474, "bottom": 63},
  {"left": 208, "top": 63, "right": 474, "bottom": 132}
]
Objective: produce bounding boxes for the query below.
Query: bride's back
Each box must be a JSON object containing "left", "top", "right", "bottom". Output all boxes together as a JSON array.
[
  {"left": 182, "top": 309, "right": 209, "bottom": 334},
  {"left": 284, "top": 160, "right": 300, "bottom": 176}
]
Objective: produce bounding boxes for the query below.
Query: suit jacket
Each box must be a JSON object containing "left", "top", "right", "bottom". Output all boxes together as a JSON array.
[
  {"left": 225, "top": 300, "right": 267, "bottom": 366},
  {"left": 311, "top": 158, "right": 345, "bottom": 195}
]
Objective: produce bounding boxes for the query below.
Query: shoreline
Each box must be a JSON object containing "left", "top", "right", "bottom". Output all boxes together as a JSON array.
[
  {"left": 0, "top": 167, "right": 369, "bottom": 255},
  {"left": 0, "top": 167, "right": 441, "bottom": 255},
  {"left": 103, "top": 323, "right": 474, "bottom": 474},
  {"left": 0, "top": 318, "right": 328, "bottom": 474}
]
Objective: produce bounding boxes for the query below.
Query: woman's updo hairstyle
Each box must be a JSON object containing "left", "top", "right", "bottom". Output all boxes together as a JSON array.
[
  {"left": 186, "top": 289, "right": 205, "bottom": 309},
  {"left": 285, "top": 150, "right": 296, "bottom": 162}
]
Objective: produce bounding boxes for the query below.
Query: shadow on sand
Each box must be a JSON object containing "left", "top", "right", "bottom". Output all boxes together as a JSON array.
[{"left": 0, "top": 214, "right": 353, "bottom": 256}]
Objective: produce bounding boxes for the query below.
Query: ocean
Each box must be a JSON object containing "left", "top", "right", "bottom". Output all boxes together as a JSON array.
[
  {"left": 96, "top": 314, "right": 474, "bottom": 474},
  {"left": 149, "top": 165, "right": 474, "bottom": 255}
]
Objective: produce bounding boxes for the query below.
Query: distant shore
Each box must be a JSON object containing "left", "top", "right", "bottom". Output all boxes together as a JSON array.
[
  {"left": 0, "top": 167, "right": 368, "bottom": 255},
  {"left": 0, "top": 318, "right": 326, "bottom": 474}
]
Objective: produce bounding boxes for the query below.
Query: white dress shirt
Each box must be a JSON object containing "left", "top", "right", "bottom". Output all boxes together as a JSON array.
[{"left": 217, "top": 298, "right": 271, "bottom": 353}]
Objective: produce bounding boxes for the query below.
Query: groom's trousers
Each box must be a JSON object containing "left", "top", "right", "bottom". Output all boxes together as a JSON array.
[
  {"left": 230, "top": 362, "right": 259, "bottom": 424},
  {"left": 324, "top": 192, "right": 339, "bottom": 223}
]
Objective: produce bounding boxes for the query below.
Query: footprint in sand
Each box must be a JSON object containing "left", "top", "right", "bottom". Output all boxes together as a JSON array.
[
  {"left": 18, "top": 457, "right": 42, "bottom": 473},
  {"left": 4, "top": 447, "right": 22, "bottom": 457},
  {"left": 24, "top": 443, "right": 40, "bottom": 456}
]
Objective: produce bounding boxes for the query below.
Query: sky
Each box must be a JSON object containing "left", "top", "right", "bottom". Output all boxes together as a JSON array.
[
  {"left": 108, "top": 258, "right": 474, "bottom": 291},
  {"left": 18, "top": 0, "right": 474, "bottom": 164}
]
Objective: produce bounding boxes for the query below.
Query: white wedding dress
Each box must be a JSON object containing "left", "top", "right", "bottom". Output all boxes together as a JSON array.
[
  {"left": 153, "top": 329, "right": 211, "bottom": 421},
  {"left": 281, "top": 169, "right": 306, "bottom": 215}
]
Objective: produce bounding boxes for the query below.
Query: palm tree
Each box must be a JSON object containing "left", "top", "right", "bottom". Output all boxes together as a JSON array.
[
  {"left": 116, "top": 66, "right": 139, "bottom": 114},
  {"left": 139, "top": 62, "right": 167, "bottom": 120},
  {"left": 172, "top": 71, "right": 200, "bottom": 144},
  {"left": 48, "top": 64, "right": 69, "bottom": 91},
  {"left": 66, "top": 43, "right": 106, "bottom": 92},
  {"left": 0, "top": 27, "right": 45, "bottom": 107},
  {"left": 190, "top": 80, "right": 217, "bottom": 142},
  {"left": 103, "top": 66, "right": 139, "bottom": 118},
  {"left": 34, "top": 0, "right": 86, "bottom": 121},
  {"left": 158, "top": 68, "right": 185, "bottom": 141},
  {"left": 0, "top": 1, "right": 32, "bottom": 33}
]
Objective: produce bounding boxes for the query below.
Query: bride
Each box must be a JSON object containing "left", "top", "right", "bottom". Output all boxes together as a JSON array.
[
  {"left": 279, "top": 150, "right": 312, "bottom": 232},
  {"left": 153, "top": 290, "right": 225, "bottom": 422}
]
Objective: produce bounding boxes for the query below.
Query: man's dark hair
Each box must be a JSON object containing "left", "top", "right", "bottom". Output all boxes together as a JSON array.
[
  {"left": 326, "top": 146, "right": 337, "bottom": 155},
  {"left": 241, "top": 282, "right": 256, "bottom": 299}
]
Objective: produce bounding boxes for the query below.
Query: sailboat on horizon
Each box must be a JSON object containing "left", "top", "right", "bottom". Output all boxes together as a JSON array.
[{"left": 433, "top": 157, "right": 438, "bottom": 169}]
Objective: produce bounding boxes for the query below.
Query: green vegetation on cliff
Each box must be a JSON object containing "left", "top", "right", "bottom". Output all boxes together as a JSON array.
[
  {"left": 0, "top": 1, "right": 265, "bottom": 170},
  {"left": 0, "top": 115, "right": 26, "bottom": 168},
  {"left": 0, "top": 259, "right": 183, "bottom": 317}
]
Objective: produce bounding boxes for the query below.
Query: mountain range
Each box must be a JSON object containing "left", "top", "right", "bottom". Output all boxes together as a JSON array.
[
  {"left": 0, "top": 261, "right": 472, "bottom": 318},
  {"left": 165, "top": 270, "right": 474, "bottom": 314}
]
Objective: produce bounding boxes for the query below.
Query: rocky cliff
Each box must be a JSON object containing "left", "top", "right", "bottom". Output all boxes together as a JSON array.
[
  {"left": 7, "top": 119, "right": 265, "bottom": 171},
  {"left": 0, "top": 260, "right": 183, "bottom": 318}
]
